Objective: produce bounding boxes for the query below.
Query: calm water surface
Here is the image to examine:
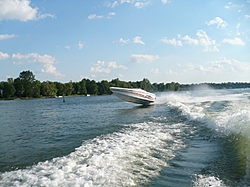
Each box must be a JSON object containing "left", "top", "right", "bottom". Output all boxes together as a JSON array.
[{"left": 0, "top": 89, "right": 250, "bottom": 186}]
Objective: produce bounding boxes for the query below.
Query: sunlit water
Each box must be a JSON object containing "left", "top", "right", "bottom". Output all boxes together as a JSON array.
[{"left": 0, "top": 89, "right": 250, "bottom": 186}]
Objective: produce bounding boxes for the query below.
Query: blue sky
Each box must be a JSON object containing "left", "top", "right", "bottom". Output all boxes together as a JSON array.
[{"left": 0, "top": 0, "right": 249, "bottom": 84}]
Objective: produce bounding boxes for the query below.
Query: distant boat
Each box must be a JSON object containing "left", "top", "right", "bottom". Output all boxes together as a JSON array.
[{"left": 110, "top": 87, "right": 156, "bottom": 105}]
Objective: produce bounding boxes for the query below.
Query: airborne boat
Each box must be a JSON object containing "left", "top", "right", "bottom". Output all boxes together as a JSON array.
[{"left": 110, "top": 87, "right": 156, "bottom": 105}]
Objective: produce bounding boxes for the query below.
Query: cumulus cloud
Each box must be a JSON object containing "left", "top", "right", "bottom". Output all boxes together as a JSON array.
[
  {"left": 108, "top": 61, "right": 128, "bottom": 69},
  {"left": 210, "top": 58, "right": 250, "bottom": 72},
  {"left": 161, "top": 37, "right": 182, "bottom": 46},
  {"left": 245, "top": 15, "right": 250, "bottom": 19},
  {"left": 151, "top": 68, "right": 159, "bottom": 74},
  {"left": 12, "top": 53, "right": 64, "bottom": 77},
  {"left": 118, "top": 36, "right": 145, "bottom": 45},
  {"left": 0, "top": 52, "right": 10, "bottom": 59},
  {"left": 0, "top": 0, "right": 54, "bottom": 22},
  {"left": 121, "top": 0, "right": 132, "bottom": 3},
  {"left": 90, "top": 61, "right": 127, "bottom": 74},
  {"left": 0, "top": 34, "right": 16, "bottom": 40},
  {"left": 180, "top": 58, "right": 250, "bottom": 75},
  {"left": 134, "top": 1, "right": 151, "bottom": 8},
  {"left": 108, "top": 12, "right": 116, "bottom": 18},
  {"left": 222, "top": 37, "right": 245, "bottom": 45},
  {"left": 78, "top": 41, "right": 84, "bottom": 50},
  {"left": 165, "top": 69, "right": 179, "bottom": 75},
  {"left": 88, "top": 14, "right": 103, "bottom": 19},
  {"left": 181, "top": 35, "right": 199, "bottom": 45},
  {"left": 111, "top": 0, "right": 151, "bottom": 8},
  {"left": 206, "top": 17, "right": 228, "bottom": 29},
  {"left": 180, "top": 30, "right": 219, "bottom": 52},
  {"left": 131, "top": 54, "right": 159, "bottom": 63},
  {"left": 224, "top": 2, "right": 236, "bottom": 9},
  {"left": 119, "top": 38, "right": 130, "bottom": 44},
  {"left": 133, "top": 36, "right": 145, "bottom": 44}
]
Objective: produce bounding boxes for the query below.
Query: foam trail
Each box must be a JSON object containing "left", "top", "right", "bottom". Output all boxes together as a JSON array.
[
  {"left": 0, "top": 122, "right": 188, "bottom": 187},
  {"left": 158, "top": 90, "right": 250, "bottom": 186}
]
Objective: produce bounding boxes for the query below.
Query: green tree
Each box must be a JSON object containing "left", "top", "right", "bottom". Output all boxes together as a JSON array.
[
  {"left": 14, "top": 78, "right": 24, "bottom": 97},
  {"left": 19, "top": 70, "right": 36, "bottom": 97},
  {"left": 110, "top": 78, "right": 130, "bottom": 88},
  {"left": 2, "top": 82, "right": 16, "bottom": 98},
  {"left": 174, "top": 82, "right": 180, "bottom": 91},
  {"left": 166, "top": 82, "right": 176, "bottom": 91},
  {"left": 41, "top": 81, "right": 57, "bottom": 97},
  {"left": 55, "top": 82, "right": 65, "bottom": 96},
  {"left": 32, "top": 80, "right": 41, "bottom": 98},
  {"left": 79, "top": 79, "right": 87, "bottom": 95},
  {"left": 86, "top": 79, "right": 98, "bottom": 95},
  {"left": 140, "top": 78, "right": 153, "bottom": 91},
  {"left": 98, "top": 80, "right": 111, "bottom": 95},
  {"left": 65, "top": 81, "right": 73, "bottom": 96},
  {"left": 72, "top": 82, "right": 81, "bottom": 95},
  {"left": 157, "top": 83, "right": 166, "bottom": 91}
]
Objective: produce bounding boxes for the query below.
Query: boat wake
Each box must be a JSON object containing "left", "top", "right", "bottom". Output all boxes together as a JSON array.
[
  {"left": 155, "top": 90, "right": 250, "bottom": 186},
  {"left": 0, "top": 121, "right": 188, "bottom": 186}
]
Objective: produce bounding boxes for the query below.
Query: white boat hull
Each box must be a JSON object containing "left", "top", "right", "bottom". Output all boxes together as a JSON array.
[{"left": 110, "top": 87, "right": 156, "bottom": 105}]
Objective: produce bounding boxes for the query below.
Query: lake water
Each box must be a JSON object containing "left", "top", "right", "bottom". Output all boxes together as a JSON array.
[{"left": 0, "top": 89, "right": 250, "bottom": 186}]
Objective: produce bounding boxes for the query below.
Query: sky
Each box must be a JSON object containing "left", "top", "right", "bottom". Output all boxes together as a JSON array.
[{"left": 0, "top": 0, "right": 250, "bottom": 84}]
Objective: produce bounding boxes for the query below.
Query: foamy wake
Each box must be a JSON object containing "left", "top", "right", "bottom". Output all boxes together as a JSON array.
[
  {"left": 0, "top": 122, "right": 187, "bottom": 187},
  {"left": 157, "top": 90, "right": 250, "bottom": 186},
  {"left": 193, "top": 174, "right": 226, "bottom": 187}
]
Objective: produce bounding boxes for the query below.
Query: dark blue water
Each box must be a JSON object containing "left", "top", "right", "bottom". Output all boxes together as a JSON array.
[{"left": 0, "top": 89, "right": 250, "bottom": 186}]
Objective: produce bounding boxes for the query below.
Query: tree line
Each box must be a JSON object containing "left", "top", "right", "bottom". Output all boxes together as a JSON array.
[{"left": 0, "top": 70, "right": 249, "bottom": 99}]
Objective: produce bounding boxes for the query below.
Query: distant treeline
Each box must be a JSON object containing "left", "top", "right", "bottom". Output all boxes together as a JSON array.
[{"left": 0, "top": 70, "right": 249, "bottom": 99}]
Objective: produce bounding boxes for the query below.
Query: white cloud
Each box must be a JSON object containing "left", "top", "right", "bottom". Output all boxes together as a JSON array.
[
  {"left": 181, "top": 58, "right": 250, "bottom": 75},
  {"left": 0, "top": 52, "right": 10, "bottom": 59},
  {"left": 222, "top": 37, "right": 245, "bottom": 45},
  {"left": 106, "top": 1, "right": 119, "bottom": 8},
  {"left": 108, "top": 61, "right": 128, "bottom": 69},
  {"left": 65, "top": 46, "right": 71, "bottom": 50},
  {"left": 196, "top": 30, "right": 215, "bottom": 46},
  {"left": 133, "top": 36, "right": 145, "bottom": 44},
  {"left": 245, "top": 15, "right": 250, "bottom": 19},
  {"left": 90, "top": 61, "right": 127, "bottom": 74},
  {"left": 165, "top": 69, "right": 178, "bottom": 75},
  {"left": 41, "top": 64, "right": 64, "bottom": 77},
  {"left": 88, "top": 14, "right": 103, "bottom": 19},
  {"left": 206, "top": 17, "right": 228, "bottom": 29},
  {"left": 161, "top": 0, "right": 170, "bottom": 4},
  {"left": 181, "top": 35, "right": 199, "bottom": 45},
  {"left": 224, "top": 2, "right": 236, "bottom": 9},
  {"left": 112, "top": 1, "right": 119, "bottom": 7},
  {"left": 134, "top": 1, "right": 150, "bottom": 8},
  {"left": 197, "top": 64, "right": 222, "bottom": 74},
  {"left": 119, "top": 38, "right": 130, "bottom": 44},
  {"left": 108, "top": 12, "right": 116, "bottom": 18},
  {"left": 166, "top": 31, "right": 218, "bottom": 52},
  {"left": 12, "top": 53, "right": 64, "bottom": 77},
  {"left": 151, "top": 68, "right": 159, "bottom": 74},
  {"left": 0, "top": 0, "right": 53, "bottom": 22},
  {"left": 131, "top": 54, "right": 159, "bottom": 63},
  {"left": 161, "top": 37, "right": 182, "bottom": 46},
  {"left": 78, "top": 41, "right": 84, "bottom": 50},
  {"left": 210, "top": 58, "right": 250, "bottom": 72},
  {"left": 0, "top": 34, "right": 16, "bottom": 40},
  {"left": 121, "top": 0, "right": 134, "bottom": 3}
]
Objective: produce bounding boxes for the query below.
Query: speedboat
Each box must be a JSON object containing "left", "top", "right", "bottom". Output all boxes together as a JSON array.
[{"left": 110, "top": 87, "right": 156, "bottom": 105}]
